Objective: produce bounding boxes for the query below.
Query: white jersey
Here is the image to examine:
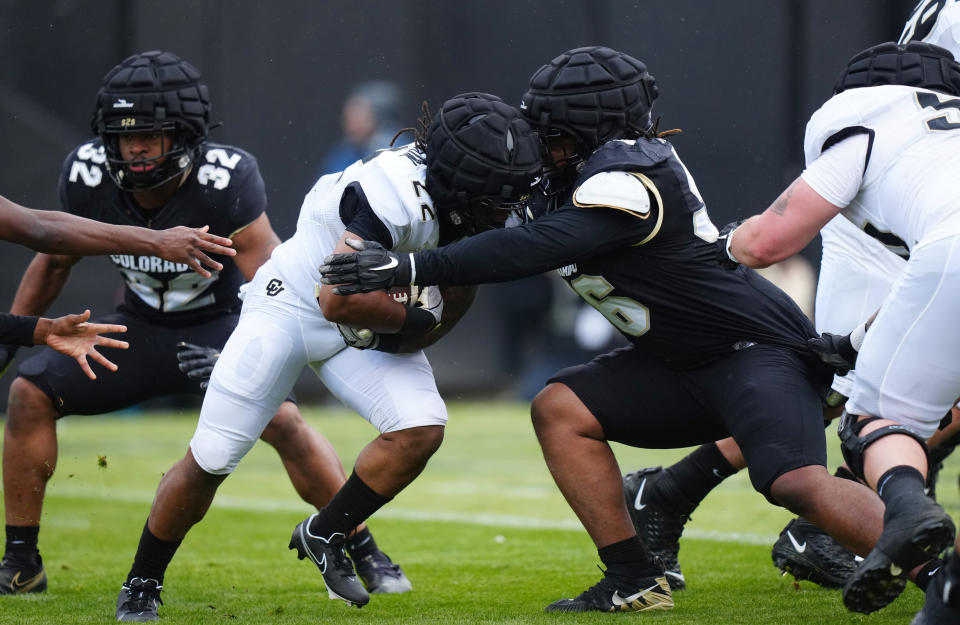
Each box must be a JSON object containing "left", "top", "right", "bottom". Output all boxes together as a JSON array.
[
  {"left": 804, "top": 84, "right": 960, "bottom": 254},
  {"left": 190, "top": 143, "right": 450, "bottom": 473},
  {"left": 901, "top": 0, "right": 960, "bottom": 55},
  {"left": 269, "top": 143, "right": 440, "bottom": 304}
]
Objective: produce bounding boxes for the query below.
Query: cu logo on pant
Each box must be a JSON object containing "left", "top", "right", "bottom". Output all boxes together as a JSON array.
[{"left": 266, "top": 278, "right": 284, "bottom": 296}]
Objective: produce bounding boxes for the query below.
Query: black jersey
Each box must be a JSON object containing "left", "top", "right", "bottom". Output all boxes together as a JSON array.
[
  {"left": 58, "top": 139, "right": 266, "bottom": 327},
  {"left": 411, "top": 137, "right": 816, "bottom": 368}
]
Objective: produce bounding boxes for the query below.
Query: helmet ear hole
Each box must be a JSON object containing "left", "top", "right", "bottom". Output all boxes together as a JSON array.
[{"left": 92, "top": 50, "right": 211, "bottom": 191}]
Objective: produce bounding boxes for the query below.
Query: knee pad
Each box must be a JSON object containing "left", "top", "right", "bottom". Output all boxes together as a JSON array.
[
  {"left": 838, "top": 411, "right": 930, "bottom": 480},
  {"left": 189, "top": 426, "right": 252, "bottom": 475}
]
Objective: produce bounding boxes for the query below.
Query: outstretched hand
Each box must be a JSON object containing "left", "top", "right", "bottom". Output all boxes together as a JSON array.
[
  {"left": 39, "top": 310, "right": 128, "bottom": 380},
  {"left": 158, "top": 225, "right": 236, "bottom": 278},
  {"left": 319, "top": 239, "right": 412, "bottom": 296}
]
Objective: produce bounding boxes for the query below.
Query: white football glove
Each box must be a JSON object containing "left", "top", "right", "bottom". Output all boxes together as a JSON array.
[
  {"left": 412, "top": 285, "right": 444, "bottom": 327},
  {"left": 337, "top": 324, "right": 380, "bottom": 350}
]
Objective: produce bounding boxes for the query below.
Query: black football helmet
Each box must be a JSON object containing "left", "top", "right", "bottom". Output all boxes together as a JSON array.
[
  {"left": 91, "top": 50, "right": 211, "bottom": 191},
  {"left": 425, "top": 92, "right": 541, "bottom": 237},
  {"left": 520, "top": 46, "right": 658, "bottom": 182},
  {"left": 833, "top": 41, "right": 960, "bottom": 96}
]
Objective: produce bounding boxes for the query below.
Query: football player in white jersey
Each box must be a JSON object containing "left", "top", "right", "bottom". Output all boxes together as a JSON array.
[
  {"left": 901, "top": 5, "right": 960, "bottom": 623},
  {"left": 725, "top": 41, "right": 960, "bottom": 615},
  {"left": 902, "top": 0, "right": 960, "bottom": 51},
  {"left": 112, "top": 92, "right": 541, "bottom": 620}
]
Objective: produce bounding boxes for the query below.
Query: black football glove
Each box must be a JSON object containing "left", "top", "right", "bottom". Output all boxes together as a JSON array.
[
  {"left": 716, "top": 220, "right": 743, "bottom": 270},
  {"left": 0, "top": 344, "right": 21, "bottom": 378},
  {"left": 176, "top": 341, "right": 220, "bottom": 390},
  {"left": 808, "top": 331, "right": 858, "bottom": 375},
  {"left": 319, "top": 239, "right": 412, "bottom": 296}
]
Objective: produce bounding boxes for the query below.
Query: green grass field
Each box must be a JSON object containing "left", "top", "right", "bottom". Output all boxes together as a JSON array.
[{"left": 1, "top": 401, "right": 957, "bottom": 624}]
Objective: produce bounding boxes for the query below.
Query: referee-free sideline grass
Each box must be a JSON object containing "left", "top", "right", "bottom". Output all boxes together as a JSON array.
[{"left": 1, "top": 401, "right": 955, "bottom": 624}]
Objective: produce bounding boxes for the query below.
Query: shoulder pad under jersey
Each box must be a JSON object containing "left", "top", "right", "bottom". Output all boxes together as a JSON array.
[{"left": 573, "top": 171, "right": 654, "bottom": 218}]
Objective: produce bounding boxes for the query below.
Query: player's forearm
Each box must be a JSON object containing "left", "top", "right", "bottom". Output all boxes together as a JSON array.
[
  {"left": 10, "top": 255, "right": 74, "bottom": 316},
  {"left": 412, "top": 222, "right": 572, "bottom": 286},
  {"left": 730, "top": 178, "right": 841, "bottom": 268},
  {"left": 318, "top": 287, "right": 407, "bottom": 333},
  {"left": 30, "top": 211, "right": 164, "bottom": 257},
  {"left": 726, "top": 215, "right": 782, "bottom": 268},
  {"left": 31, "top": 317, "right": 54, "bottom": 345}
]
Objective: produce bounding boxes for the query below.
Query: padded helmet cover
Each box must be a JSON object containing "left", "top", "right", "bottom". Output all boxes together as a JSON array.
[
  {"left": 833, "top": 41, "right": 960, "bottom": 96},
  {"left": 425, "top": 92, "right": 541, "bottom": 208},
  {"left": 92, "top": 50, "right": 210, "bottom": 140},
  {"left": 520, "top": 46, "right": 658, "bottom": 153},
  {"left": 91, "top": 50, "right": 211, "bottom": 190}
]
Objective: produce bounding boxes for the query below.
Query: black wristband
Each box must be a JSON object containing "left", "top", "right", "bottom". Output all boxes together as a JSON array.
[
  {"left": 395, "top": 254, "right": 413, "bottom": 286},
  {"left": 400, "top": 307, "right": 436, "bottom": 335},
  {"left": 374, "top": 334, "right": 402, "bottom": 353}
]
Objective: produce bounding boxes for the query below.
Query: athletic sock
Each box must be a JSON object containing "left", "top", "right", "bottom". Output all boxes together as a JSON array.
[
  {"left": 308, "top": 471, "right": 392, "bottom": 538},
  {"left": 345, "top": 527, "right": 380, "bottom": 560},
  {"left": 876, "top": 465, "right": 926, "bottom": 504},
  {"left": 599, "top": 536, "right": 658, "bottom": 578},
  {"left": 126, "top": 520, "right": 182, "bottom": 585},
  {"left": 657, "top": 442, "right": 736, "bottom": 515},
  {"left": 4, "top": 525, "right": 40, "bottom": 557}
]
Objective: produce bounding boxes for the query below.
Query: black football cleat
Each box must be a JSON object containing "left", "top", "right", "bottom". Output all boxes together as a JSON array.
[
  {"left": 115, "top": 577, "right": 162, "bottom": 622},
  {"left": 843, "top": 493, "right": 955, "bottom": 614},
  {"left": 771, "top": 517, "right": 859, "bottom": 588},
  {"left": 289, "top": 514, "right": 370, "bottom": 607},
  {"left": 353, "top": 550, "right": 412, "bottom": 594},
  {"left": 545, "top": 570, "right": 673, "bottom": 613},
  {"left": 623, "top": 467, "right": 688, "bottom": 590},
  {"left": 910, "top": 554, "right": 960, "bottom": 625},
  {"left": 0, "top": 552, "right": 46, "bottom": 595}
]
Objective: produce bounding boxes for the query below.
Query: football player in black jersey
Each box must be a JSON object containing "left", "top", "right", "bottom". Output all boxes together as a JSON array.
[
  {"left": 0, "top": 51, "right": 410, "bottom": 601},
  {"left": 320, "top": 46, "right": 903, "bottom": 613}
]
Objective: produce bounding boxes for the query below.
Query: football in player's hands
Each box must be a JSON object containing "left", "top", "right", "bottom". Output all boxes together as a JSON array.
[{"left": 386, "top": 286, "right": 420, "bottom": 306}]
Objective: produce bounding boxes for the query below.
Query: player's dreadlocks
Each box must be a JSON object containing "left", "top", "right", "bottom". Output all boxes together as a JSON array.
[
  {"left": 640, "top": 117, "right": 682, "bottom": 140},
  {"left": 389, "top": 100, "right": 432, "bottom": 150}
]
